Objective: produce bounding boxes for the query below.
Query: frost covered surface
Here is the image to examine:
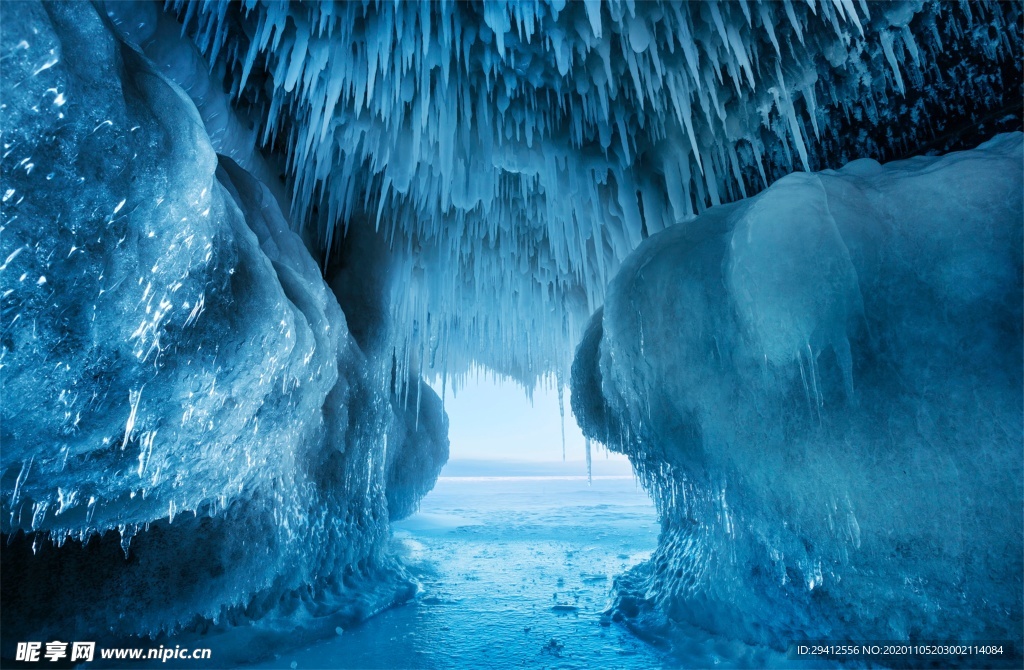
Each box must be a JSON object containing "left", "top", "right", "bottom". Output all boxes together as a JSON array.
[
  {"left": 165, "top": 0, "right": 1021, "bottom": 385},
  {"left": 572, "top": 134, "right": 1023, "bottom": 652},
  {"left": 0, "top": 1, "right": 444, "bottom": 652}
]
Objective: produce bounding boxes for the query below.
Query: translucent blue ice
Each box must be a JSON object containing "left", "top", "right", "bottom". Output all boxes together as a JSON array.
[
  {"left": 1, "top": 2, "right": 446, "bottom": 646},
  {"left": 572, "top": 133, "right": 1023, "bottom": 651}
]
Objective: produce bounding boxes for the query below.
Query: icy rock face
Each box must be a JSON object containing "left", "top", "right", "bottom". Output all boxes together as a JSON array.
[
  {"left": 163, "top": 0, "right": 1020, "bottom": 385},
  {"left": 572, "top": 134, "right": 1023, "bottom": 648},
  {"left": 0, "top": 1, "right": 444, "bottom": 645}
]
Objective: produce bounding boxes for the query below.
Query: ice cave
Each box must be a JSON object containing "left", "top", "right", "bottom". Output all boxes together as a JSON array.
[{"left": 1, "top": 0, "right": 1022, "bottom": 668}]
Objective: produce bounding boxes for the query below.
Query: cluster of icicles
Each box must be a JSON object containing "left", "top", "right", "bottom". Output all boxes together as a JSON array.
[{"left": 170, "top": 0, "right": 1017, "bottom": 387}]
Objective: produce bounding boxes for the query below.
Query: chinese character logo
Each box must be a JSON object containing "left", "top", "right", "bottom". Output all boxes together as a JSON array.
[
  {"left": 15, "top": 640, "right": 95, "bottom": 662},
  {"left": 43, "top": 641, "right": 68, "bottom": 662},
  {"left": 71, "top": 642, "right": 96, "bottom": 662},
  {"left": 15, "top": 642, "right": 41, "bottom": 662}
]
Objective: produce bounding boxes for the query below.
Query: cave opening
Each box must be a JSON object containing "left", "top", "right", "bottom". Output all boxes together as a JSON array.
[
  {"left": 264, "top": 375, "right": 665, "bottom": 669},
  {"left": 2, "top": 1, "right": 1022, "bottom": 668}
]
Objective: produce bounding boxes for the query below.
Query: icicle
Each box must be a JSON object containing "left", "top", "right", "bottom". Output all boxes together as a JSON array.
[
  {"left": 557, "top": 381, "right": 566, "bottom": 461},
  {"left": 585, "top": 438, "right": 592, "bottom": 485},
  {"left": 759, "top": 5, "right": 782, "bottom": 58},
  {"left": 154, "top": 0, "right": 1006, "bottom": 419},
  {"left": 119, "top": 524, "right": 136, "bottom": 559},
  {"left": 901, "top": 25, "right": 921, "bottom": 66},
  {"left": 879, "top": 31, "right": 906, "bottom": 95},
  {"left": 774, "top": 61, "right": 811, "bottom": 171},
  {"left": 783, "top": 0, "right": 805, "bottom": 45},
  {"left": 583, "top": 0, "right": 602, "bottom": 38},
  {"left": 802, "top": 85, "right": 821, "bottom": 139}
]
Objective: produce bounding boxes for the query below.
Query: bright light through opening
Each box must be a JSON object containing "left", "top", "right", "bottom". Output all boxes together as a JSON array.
[{"left": 432, "top": 371, "right": 633, "bottom": 476}]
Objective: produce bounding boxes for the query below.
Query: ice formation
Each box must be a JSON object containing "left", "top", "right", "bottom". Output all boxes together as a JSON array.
[
  {"left": 112, "top": 0, "right": 1022, "bottom": 386},
  {"left": 0, "top": 0, "right": 1021, "bottom": 660},
  {"left": 572, "top": 133, "right": 1023, "bottom": 650},
  {"left": 1, "top": 1, "right": 445, "bottom": 653}
]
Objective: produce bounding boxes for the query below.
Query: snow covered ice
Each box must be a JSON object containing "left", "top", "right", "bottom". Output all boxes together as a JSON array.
[{"left": 1, "top": 0, "right": 1021, "bottom": 667}]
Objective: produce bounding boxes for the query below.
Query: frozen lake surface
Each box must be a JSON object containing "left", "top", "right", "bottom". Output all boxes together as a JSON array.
[{"left": 254, "top": 474, "right": 665, "bottom": 669}]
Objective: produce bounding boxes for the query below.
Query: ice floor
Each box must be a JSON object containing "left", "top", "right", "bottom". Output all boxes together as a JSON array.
[{"left": 252, "top": 475, "right": 664, "bottom": 669}]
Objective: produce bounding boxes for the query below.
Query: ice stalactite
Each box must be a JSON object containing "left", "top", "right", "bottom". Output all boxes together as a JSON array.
[
  {"left": 160, "top": 0, "right": 1019, "bottom": 387},
  {"left": 585, "top": 438, "right": 592, "bottom": 485},
  {"left": 572, "top": 134, "right": 1023, "bottom": 653}
]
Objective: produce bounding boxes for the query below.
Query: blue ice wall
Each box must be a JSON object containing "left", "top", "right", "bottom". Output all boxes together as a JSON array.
[
  {"left": 572, "top": 134, "right": 1023, "bottom": 653},
  {"left": 0, "top": 1, "right": 445, "bottom": 654}
]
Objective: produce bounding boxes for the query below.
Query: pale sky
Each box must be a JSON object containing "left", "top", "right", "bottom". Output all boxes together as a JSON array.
[{"left": 434, "top": 372, "right": 630, "bottom": 464}]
